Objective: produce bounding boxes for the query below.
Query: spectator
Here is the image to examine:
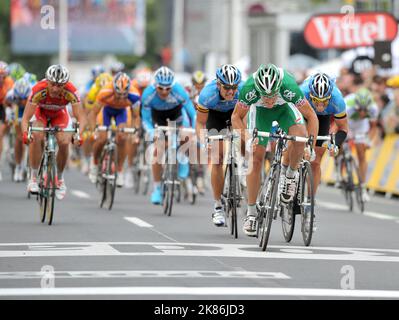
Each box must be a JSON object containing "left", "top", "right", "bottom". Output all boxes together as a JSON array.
[{"left": 380, "top": 88, "right": 399, "bottom": 136}]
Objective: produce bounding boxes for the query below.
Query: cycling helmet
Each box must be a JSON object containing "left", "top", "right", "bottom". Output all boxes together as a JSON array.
[
  {"left": 135, "top": 67, "right": 152, "bottom": 88},
  {"left": 309, "top": 72, "right": 333, "bottom": 99},
  {"left": 113, "top": 72, "right": 131, "bottom": 94},
  {"left": 14, "top": 78, "right": 32, "bottom": 100},
  {"left": 9, "top": 63, "right": 26, "bottom": 81},
  {"left": 216, "top": 64, "right": 241, "bottom": 85},
  {"left": 192, "top": 70, "right": 207, "bottom": 85},
  {"left": 91, "top": 65, "right": 105, "bottom": 79},
  {"left": 254, "top": 63, "right": 283, "bottom": 96},
  {"left": 45, "top": 64, "right": 70, "bottom": 84},
  {"left": 95, "top": 72, "right": 113, "bottom": 88},
  {"left": 355, "top": 88, "right": 373, "bottom": 109},
  {"left": 110, "top": 61, "right": 125, "bottom": 74},
  {"left": 0, "top": 61, "right": 9, "bottom": 76},
  {"left": 154, "top": 66, "right": 175, "bottom": 87}
]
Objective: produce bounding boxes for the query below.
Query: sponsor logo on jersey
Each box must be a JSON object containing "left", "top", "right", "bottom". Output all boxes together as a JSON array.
[
  {"left": 283, "top": 90, "right": 296, "bottom": 100},
  {"left": 245, "top": 89, "right": 257, "bottom": 102}
]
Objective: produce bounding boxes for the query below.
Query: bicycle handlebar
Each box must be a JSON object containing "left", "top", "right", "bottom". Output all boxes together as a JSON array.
[
  {"left": 253, "top": 129, "right": 310, "bottom": 143},
  {"left": 95, "top": 126, "right": 137, "bottom": 134}
]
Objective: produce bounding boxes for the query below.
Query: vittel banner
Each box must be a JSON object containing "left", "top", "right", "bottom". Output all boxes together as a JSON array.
[{"left": 304, "top": 12, "right": 398, "bottom": 49}]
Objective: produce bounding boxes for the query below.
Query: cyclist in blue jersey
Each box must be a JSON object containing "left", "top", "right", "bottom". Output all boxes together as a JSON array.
[
  {"left": 141, "top": 66, "right": 197, "bottom": 205},
  {"left": 300, "top": 72, "right": 349, "bottom": 196},
  {"left": 196, "top": 64, "right": 243, "bottom": 227},
  {"left": 4, "top": 77, "right": 35, "bottom": 181}
]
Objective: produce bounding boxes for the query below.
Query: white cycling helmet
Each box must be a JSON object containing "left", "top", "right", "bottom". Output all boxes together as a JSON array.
[{"left": 45, "top": 64, "right": 70, "bottom": 84}]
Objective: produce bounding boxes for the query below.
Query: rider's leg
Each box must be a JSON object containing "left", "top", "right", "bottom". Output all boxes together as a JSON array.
[
  {"left": 355, "top": 143, "right": 367, "bottom": 184},
  {"left": 311, "top": 147, "right": 327, "bottom": 195},
  {"left": 210, "top": 139, "right": 224, "bottom": 203}
]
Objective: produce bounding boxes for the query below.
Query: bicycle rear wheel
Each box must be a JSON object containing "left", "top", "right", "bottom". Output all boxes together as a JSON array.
[
  {"left": 260, "top": 164, "right": 280, "bottom": 252},
  {"left": 351, "top": 159, "right": 365, "bottom": 213},
  {"left": 46, "top": 154, "right": 57, "bottom": 226},
  {"left": 300, "top": 161, "right": 315, "bottom": 246}
]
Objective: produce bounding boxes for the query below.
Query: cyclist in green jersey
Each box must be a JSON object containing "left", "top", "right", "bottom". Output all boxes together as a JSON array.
[{"left": 232, "top": 63, "right": 318, "bottom": 236}]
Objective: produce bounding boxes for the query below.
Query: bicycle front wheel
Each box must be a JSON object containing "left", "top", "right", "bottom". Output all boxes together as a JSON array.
[
  {"left": 260, "top": 164, "right": 280, "bottom": 252},
  {"left": 46, "top": 154, "right": 57, "bottom": 226},
  {"left": 351, "top": 159, "right": 365, "bottom": 213},
  {"left": 300, "top": 161, "right": 315, "bottom": 246},
  {"left": 38, "top": 156, "right": 47, "bottom": 223},
  {"left": 106, "top": 149, "right": 118, "bottom": 211}
]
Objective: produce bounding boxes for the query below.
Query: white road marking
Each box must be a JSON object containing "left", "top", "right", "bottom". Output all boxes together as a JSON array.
[
  {"left": 124, "top": 217, "right": 153, "bottom": 228},
  {"left": 1, "top": 287, "right": 399, "bottom": 298},
  {"left": 1, "top": 242, "right": 399, "bottom": 262},
  {"left": 318, "top": 201, "right": 399, "bottom": 222},
  {"left": 71, "top": 190, "right": 91, "bottom": 199},
  {"left": 0, "top": 270, "right": 290, "bottom": 280}
]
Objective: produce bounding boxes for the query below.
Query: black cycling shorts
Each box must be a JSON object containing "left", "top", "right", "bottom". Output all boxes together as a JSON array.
[
  {"left": 0, "top": 105, "right": 5, "bottom": 122},
  {"left": 151, "top": 105, "right": 183, "bottom": 127},
  {"left": 316, "top": 114, "right": 332, "bottom": 147},
  {"left": 206, "top": 109, "right": 233, "bottom": 133}
]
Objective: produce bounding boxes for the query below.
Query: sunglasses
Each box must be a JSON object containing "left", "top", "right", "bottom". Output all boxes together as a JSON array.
[
  {"left": 49, "top": 82, "right": 66, "bottom": 88},
  {"left": 157, "top": 86, "right": 172, "bottom": 92},
  {"left": 310, "top": 94, "right": 331, "bottom": 104},
  {"left": 260, "top": 91, "right": 279, "bottom": 99}
]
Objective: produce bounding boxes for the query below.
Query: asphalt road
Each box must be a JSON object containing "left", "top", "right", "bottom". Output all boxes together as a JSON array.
[{"left": 0, "top": 166, "right": 399, "bottom": 301}]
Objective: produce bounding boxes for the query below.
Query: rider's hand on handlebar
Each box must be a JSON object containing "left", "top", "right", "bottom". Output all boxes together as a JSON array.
[{"left": 22, "top": 131, "right": 31, "bottom": 145}]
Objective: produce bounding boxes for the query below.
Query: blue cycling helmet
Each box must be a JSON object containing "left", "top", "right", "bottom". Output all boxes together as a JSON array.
[
  {"left": 14, "top": 78, "right": 32, "bottom": 100},
  {"left": 309, "top": 72, "right": 333, "bottom": 99},
  {"left": 91, "top": 65, "right": 105, "bottom": 79},
  {"left": 154, "top": 66, "right": 175, "bottom": 87},
  {"left": 216, "top": 64, "right": 241, "bottom": 85}
]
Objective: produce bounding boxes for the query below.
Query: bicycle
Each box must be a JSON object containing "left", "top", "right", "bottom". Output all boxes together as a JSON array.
[
  {"left": 155, "top": 123, "right": 195, "bottom": 217},
  {"left": 28, "top": 121, "right": 80, "bottom": 225},
  {"left": 335, "top": 137, "right": 365, "bottom": 213},
  {"left": 252, "top": 128, "right": 310, "bottom": 251},
  {"left": 208, "top": 124, "right": 244, "bottom": 239},
  {"left": 132, "top": 133, "right": 151, "bottom": 196},
  {"left": 95, "top": 125, "right": 137, "bottom": 210},
  {"left": 279, "top": 134, "right": 333, "bottom": 247}
]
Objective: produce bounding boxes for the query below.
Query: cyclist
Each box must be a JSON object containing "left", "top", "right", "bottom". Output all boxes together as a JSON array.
[
  {"left": 110, "top": 61, "right": 125, "bottom": 76},
  {"left": 81, "top": 72, "right": 113, "bottom": 175},
  {"left": 345, "top": 87, "right": 378, "bottom": 202},
  {"left": 83, "top": 65, "right": 105, "bottom": 98},
  {"left": 8, "top": 63, "right": 26, "bottom": 81},
  {"left": 0, "top": 61, "right": 14, "bottom": 181},
  {"left": 21, "top": 64, "right": 87, "bottom": 199},
  {"left": 196, "top": 64, "right": 243, "bottom": 227},
  {"left": 232, "top": 63, "right": 318, "bottom": 237},
  {"left": 89, "top": 72, "right": 141, "bottom": 188},
  {"left": 4, "top": 77, "right": 35, "bottom": 181},
  {"left": 141, "top": 66, "right": 196, "bottom": 205},
  {"left": 300, "top": 72, "right": 349, "bottom": 196},
  {"left": 187, "top": 70, "right": 208, "bottom": 102}
]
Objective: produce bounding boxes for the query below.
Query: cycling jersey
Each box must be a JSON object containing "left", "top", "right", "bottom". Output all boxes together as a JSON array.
[
  {"left": 0, "top": 77, "right": 15, "bottom": 122},
  {"left": 197, "top": 80, "right": 244, "bottom": 113},
  {"left": 30, "top": 80, "right": 80, "bottom": 111},
  {"left": 345, "top": 93, "right": 379, "bottom": 144},
  {"left": 5, "top": 89, "right": 28, "bottom": 119},
  {"left": 0, "top": 77, "right": 14, "bottom": 104},
  {"left": 85, "top": 74, "right": 113, "bottom": 109},
  {"left": 300, "top": 78, "right": 347, "bottom": 119},
  {"left": 95, "top": 82, "right": 140, "bottom": 127},
  {"left": 141, "top": 83, "right": 196, "bottom": 132},
  {"left": 29, "top": 80, "right": 80, "bottom": 128},
  {"left": 239, "top": 70, "right": 306, "bottom": 146}
]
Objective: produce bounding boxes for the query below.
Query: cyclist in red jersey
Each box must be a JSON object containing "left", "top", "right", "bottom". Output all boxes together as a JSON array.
[{"left": 21, "top": 64, "right": 87, "bottom": 200}]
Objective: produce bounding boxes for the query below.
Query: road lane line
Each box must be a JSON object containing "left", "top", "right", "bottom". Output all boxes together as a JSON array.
[
  {"left": 318, "top": 201, "right": 399, "bottom": 222},
  {"left": 124, "top": 217, "right": 153, "bottom": 228},
  {"left": 1, "top": 287, "right": 399, "bottom": 298},
  {"left": 71, "top": 190, "right": 91, "bottom": 199},
  {"left": 0, "top": 270, "right": 291, "bottom": 280}
]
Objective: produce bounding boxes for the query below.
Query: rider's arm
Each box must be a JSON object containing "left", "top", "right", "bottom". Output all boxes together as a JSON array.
[
  {"left": 231, "top": 101, "right": 250, "bottom": 141},
  {"left": 296, "top": 100, "right": 319, "bottom": 148},
  {"left": 195, "top": 107, "right": 208, "bottom": 145},
  {"left": 89, "top": 101, "right": 103, "bottom": 131},
  {"left": 333, "top": 117, "right": 348, "bottom": 148},
  {"left": 131, "top": 104, "right": 141, "bottom": 130},
  {"left": 71, "top": 102, "right": 87, "bottom": 132},
  {"left": 21, "top": 101, "right": 37, "bottom": 133}
]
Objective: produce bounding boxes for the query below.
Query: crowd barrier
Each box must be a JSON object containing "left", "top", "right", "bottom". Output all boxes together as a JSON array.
[{"left": 320, "top": 134, "right": 399, "bottom": 197}]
